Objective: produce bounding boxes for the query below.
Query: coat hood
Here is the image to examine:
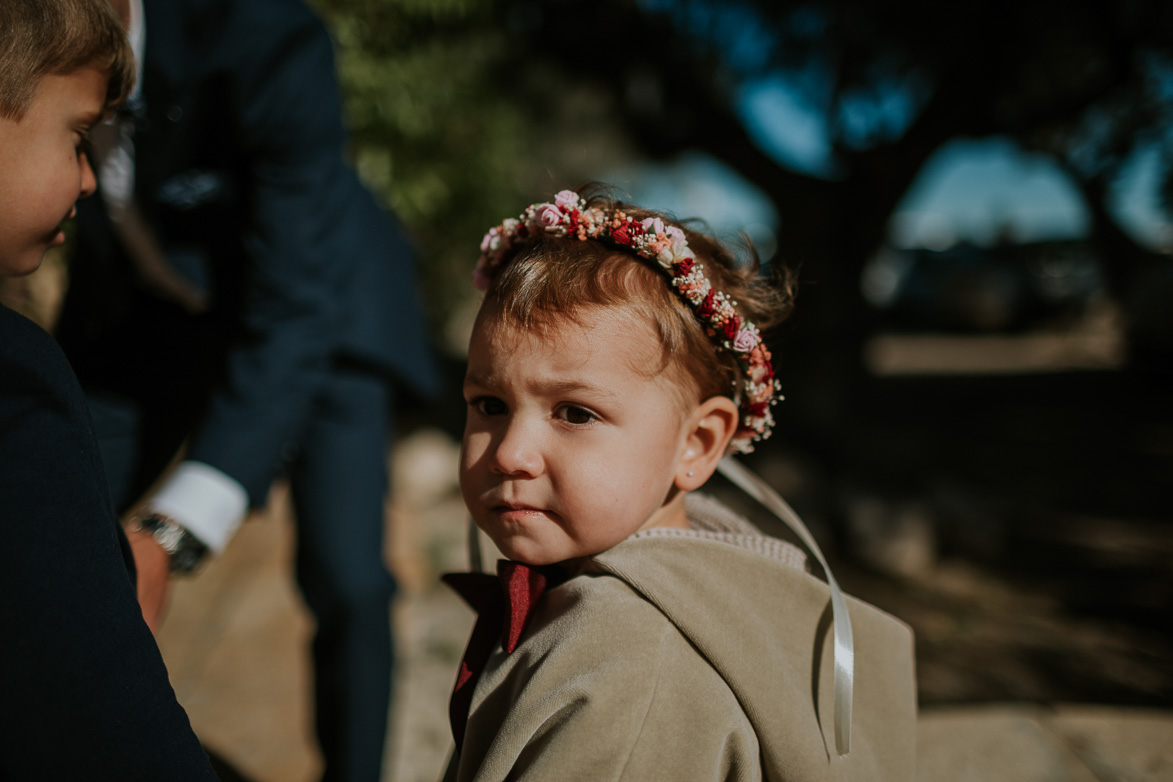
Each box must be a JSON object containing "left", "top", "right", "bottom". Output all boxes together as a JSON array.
[{"left": 587, "top": 494, "right": 917, "bottom": 782}]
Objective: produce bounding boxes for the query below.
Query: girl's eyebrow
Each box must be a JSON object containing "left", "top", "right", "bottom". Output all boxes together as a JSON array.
[
  {"left": 463, "top": 370, "right": 492, "bottom": 389},
  {"left": 464, "top": 371, "right": 617, "bottom": 402},
  {"left": 536, "top": 379, "right": 618, "bottom": 401}
]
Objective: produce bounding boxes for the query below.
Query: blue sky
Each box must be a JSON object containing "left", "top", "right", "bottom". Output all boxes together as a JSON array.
[{"left": 611, "top": 79, "right": 1172, "bottom": 255}]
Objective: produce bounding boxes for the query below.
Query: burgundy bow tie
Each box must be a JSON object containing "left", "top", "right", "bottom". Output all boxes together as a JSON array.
[{"left": 442, "top": 560, "right": 565, "bottom": 749}]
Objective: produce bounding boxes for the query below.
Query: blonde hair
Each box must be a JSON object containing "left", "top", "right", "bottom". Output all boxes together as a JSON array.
[
  {"left": 0, "top": 0, "right": 135, "bottom": 121},
  {"left": 483, "top": 189, "right": 796, "bottom": 406}
]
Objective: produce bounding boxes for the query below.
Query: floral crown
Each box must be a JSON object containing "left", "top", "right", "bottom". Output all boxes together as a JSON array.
[{"left": 475, "top": 190, "right": 781, "bottom": 454}]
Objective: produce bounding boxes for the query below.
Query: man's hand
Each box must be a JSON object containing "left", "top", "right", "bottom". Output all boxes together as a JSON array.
[{"left": 124, "top": 526, "right": 171, "bottom": 633}]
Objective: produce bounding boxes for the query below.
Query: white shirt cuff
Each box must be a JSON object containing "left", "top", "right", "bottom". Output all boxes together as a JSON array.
[{"left": 149, "top": 461, "right": 248, "bottom": 554}]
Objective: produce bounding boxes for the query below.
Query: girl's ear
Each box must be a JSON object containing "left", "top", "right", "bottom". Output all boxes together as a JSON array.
[{"left": 675, "top": 396, "right": 740, "bottom": 491}]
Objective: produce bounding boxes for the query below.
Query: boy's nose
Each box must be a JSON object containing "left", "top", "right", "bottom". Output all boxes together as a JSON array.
[
  {"left": 490, "top": 421, "right": 542, "bottom": 478},
  {"left": 79, "top": 152, "right": 97, "bottom": 199}
]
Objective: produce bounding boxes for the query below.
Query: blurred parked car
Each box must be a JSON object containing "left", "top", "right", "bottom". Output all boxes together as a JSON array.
[{"left": 862, "top": 239, "right": 1103, "bottom": 332}]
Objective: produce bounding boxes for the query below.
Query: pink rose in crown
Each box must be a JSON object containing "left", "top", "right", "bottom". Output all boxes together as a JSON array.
[
  {"left": 554, "top": 190, "right": 579, "bottom": 210},
  {"left": 733, "top": 329, "right": 757, "bottom": 353},
  {"left": 641, "top": 217, "right": 666, "bottom": 237},
  {"left": 535, "top": 204, "right": 564, "bottom": 229},
  {"left": 665, "top": 226, "right": 688, "bottom": 260}
]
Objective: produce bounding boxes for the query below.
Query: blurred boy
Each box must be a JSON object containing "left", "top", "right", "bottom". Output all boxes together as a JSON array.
[
  {"left": 59, "top": 2, "right": 440, "bottom": 777},
  {"left": 0, "top": 1, "right": 217, "bottom": 777}
]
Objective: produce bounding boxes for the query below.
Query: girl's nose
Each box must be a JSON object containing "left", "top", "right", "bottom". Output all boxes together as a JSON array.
[{"left": 490, "top": 420, "right": 542, "bottom": 478}]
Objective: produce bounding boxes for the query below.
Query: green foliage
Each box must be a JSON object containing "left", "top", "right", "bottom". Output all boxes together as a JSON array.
[
  {"left": 311, "top": 0, "right": 537, "bottom": 345},
  {"left": 308, "top": 0, "right": 660, "bottom": 346}
]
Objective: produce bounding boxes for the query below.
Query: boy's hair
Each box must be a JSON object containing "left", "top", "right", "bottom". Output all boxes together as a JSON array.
[
  {"left": 485, "top": 187, "right": 796, "bottom": 408},
  {"left": 0, "top": 0, "right": 135, "bottom": 121}
]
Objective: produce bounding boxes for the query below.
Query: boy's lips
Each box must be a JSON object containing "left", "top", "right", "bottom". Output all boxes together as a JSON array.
[{"left": 49, "top": 208, "right": 77, "bottom": 245}]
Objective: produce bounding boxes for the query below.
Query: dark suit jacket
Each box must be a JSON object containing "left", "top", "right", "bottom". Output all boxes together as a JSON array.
[
  {"left": 58, "top": 0, "right": 438, "bottom": 506},
  {"left": 0, "top": 305, "right": 217, "bottom": 780}
]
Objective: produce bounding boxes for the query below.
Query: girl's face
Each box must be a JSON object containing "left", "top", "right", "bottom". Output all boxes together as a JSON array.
[{"left": 460, "top": 303, "right": 696, "bottom": 565}]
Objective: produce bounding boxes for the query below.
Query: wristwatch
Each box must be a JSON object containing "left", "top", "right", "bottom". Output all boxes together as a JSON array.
[{"left": 127, "top": 512, "right": 209, "bottom": 574}]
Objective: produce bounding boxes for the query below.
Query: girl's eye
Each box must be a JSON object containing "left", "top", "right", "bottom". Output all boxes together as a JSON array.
[
  {"left": 557, "top": 405, "right": 597, "bottom": 425},
  {"left": 472, "top": 396, "right": 506, "bottom": 416}
]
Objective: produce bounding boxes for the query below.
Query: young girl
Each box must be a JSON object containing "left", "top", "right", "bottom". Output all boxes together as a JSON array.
[{"left": 443, "top": 188, "right": 916, "bottom": 781}]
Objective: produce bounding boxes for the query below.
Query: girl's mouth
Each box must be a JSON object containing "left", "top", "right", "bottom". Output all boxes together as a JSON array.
[{"left": 494, "top": 503, "right": 556, "bottom": 523}]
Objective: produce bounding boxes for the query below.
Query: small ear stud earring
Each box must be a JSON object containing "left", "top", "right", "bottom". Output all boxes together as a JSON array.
[{"left": 687, "top": 471, "right": 695, "bottom": 477}]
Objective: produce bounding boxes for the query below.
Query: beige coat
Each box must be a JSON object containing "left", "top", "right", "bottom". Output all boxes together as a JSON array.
[{"left": 443, "top": 495, "right": 917, "bottom": 781}]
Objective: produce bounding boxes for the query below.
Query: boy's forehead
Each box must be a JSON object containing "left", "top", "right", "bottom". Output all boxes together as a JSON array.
[{"left": 34, "top": 67, "right": 108, "bottom": 122}]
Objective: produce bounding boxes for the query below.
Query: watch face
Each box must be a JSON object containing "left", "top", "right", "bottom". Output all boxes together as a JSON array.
[
  {"left": 140, "top": 515, "right": 208, "bottom": 574},
  {"left": 154, "top": 522, "right": 185, "bottom": 553}
]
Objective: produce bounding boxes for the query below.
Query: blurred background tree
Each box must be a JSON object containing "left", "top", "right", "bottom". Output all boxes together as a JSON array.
[
  {"left": 310, "top": 0, "right": 642, "bottom": 349},
  {"left": 308, "top": 0, "right": 1173, "bottom": 519},
  {"left": 312, "top": 0, "right": 1173, "bottom": 379},
  {"left": 303, "top": 0, "right": 1173, "bottom": 705}
]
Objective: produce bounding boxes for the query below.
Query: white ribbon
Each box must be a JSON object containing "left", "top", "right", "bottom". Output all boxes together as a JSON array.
[{"left": 717, "top": 457, "right": 854, "bottom": 756}]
